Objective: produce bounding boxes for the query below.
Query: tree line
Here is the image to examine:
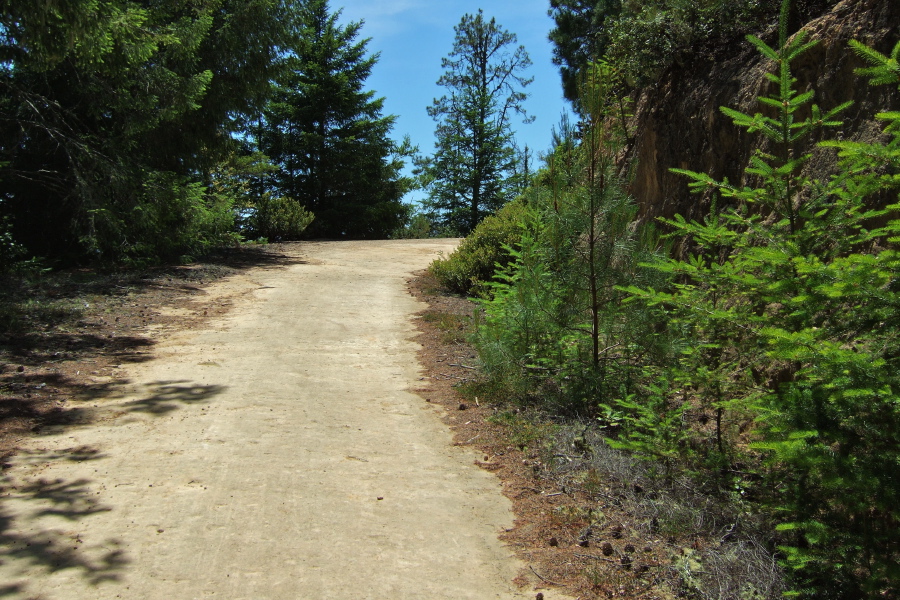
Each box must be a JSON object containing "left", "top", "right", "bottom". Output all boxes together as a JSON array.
[
  {"left": 0, "top": 1, "right": 542, "bottom": 264},
  {"left": 0, "top": 0, "right": 411, "bottom": 266}
]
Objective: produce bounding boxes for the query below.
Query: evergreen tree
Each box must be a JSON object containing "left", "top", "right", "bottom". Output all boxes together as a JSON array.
[
  {"left": 0, "top": 0, "right": 291, "bottom": 262},
  {"left": 424, "top": 10, "right": 533, "bottom": 235},
  {"left": 255, "top": 0, "right": 409, "bottom": 239},
  {"left": 548, "top": 0, "right": 621, "bottom": 104},
  {"left": 473, "top": 61, "right": 664, "bottom": 417},
  {"left": 623, "top": 5, "right": 899, "bottom": 592}
]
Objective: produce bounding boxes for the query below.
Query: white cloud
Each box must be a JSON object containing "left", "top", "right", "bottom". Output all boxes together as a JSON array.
[{"left": 336, "top": 0, "right": 425, "bottom": 37}]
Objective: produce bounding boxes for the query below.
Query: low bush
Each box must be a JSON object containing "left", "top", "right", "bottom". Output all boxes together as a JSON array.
[
  {"left": 245, "top": 193, "right": 314, "bottom": 242},
  {"left": 428, "top": 199, "right": 529, "bottom": 297}
]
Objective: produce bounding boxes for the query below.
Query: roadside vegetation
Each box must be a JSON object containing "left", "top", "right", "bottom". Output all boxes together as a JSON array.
[
  {"left": 0, "top": 0, "right": 415, "bottom": 269},
  {"left": 548, "top": 0, "right": 840, "bottom": 102},
  {"left": 3, "top": 1, "right": 897, "bottom": 597},
  {"left": 431, "top": 3, "right": 900, "bottom": 597}
]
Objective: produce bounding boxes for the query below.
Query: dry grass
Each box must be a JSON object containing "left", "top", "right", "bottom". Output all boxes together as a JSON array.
[
  {"left": 535, "top": 424, "right": 786, "bottom": 599},
  {"left": 411, "top": 270, "right": 789, "bottom": 599}
]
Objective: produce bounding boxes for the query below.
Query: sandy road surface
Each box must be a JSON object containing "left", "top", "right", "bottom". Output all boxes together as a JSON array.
[{"left": 0, "top": 240, "right": 566, "bottom": 600}]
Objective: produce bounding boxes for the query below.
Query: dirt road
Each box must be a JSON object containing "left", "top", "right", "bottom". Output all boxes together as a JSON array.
[{"left": 0, "top": 240, "right": 565, "bottom": 599}]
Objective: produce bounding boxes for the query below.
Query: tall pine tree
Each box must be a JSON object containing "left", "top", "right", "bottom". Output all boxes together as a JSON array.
[
  {"left": 424, "top": 10, "right": 532, "bottom": 235},
  {"left": 255, "top": 0, "right": 408, "bottom": 239},
  {"left": 0, "top": 0, "right": 290, "bottom": 262}
]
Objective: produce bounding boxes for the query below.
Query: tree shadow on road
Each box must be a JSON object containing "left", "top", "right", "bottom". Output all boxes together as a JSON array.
[
  {"left": 0, "top": 379, "right": 227, "bottom": 597},
  {"left": 0, "top": 242, "right": 296, "bottom": 460},
  {"left": 0, "top": 243, "right": 279, "bottom": 598},
  {"left": 121, "top": 380, "right": 227, "bottom": 416},
  {"left": 37, "top": 380, "right": 229, "bottom": 432},
  {"left": 0, "top": 464, "right": 129, "bottom": 596}
]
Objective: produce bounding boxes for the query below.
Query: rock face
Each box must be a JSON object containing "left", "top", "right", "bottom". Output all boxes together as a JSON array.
[{"left": 627, "top": 0, "right": 900, "bottom": 224}]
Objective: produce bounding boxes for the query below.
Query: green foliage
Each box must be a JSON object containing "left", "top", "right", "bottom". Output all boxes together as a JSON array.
[
  {"left": 825, "top": 39, "right": 900, "bottom": 192},
  {"left": 548, "top": 0, "right": 623, "bottom": 105},
  {"left": 606, "top": 0, "right": 777, "bottom": 85},
  {"left": 850, "top": 38, "right": 900, "bottom": 88},
  {"left": 470, "top": 61, "right": 669, "bottom": 418},
  {"left": 208, "top": 150, "right": 313, "bottom": 243},
  {"left": 429, "top": 200, "right": 529, "bottom": 297},
  {"left": 440, "top": 3, "right": 898, "bottom": 598},
  {"left": 603, "top": 381, "right": 693, "bottom": 473},
  {"left": 625, "top": 8, "right": 900, "bottom": 595},
  {"left": 253, "top": 0, "right": 409, "bottom": 240},
  {"left": 422, "top": 10, "right": 533, "bottom": 235},
  {"left": 0, "top": 212, "right": 25, "bottom": 273},
  {"left": 420, "top": 310, "right": 470, "bottom": 345},
  {"left": 487, "top": 410, "right": 557, "bottom": 451},
  {"left": 0, "top": 0, "right": 291, "bottom": 263},
  {"left": 96, "top": 170, "right": 241, "bottom": 264},
  {"left": 246, "top": 194, "right": 314, "bottom": 242},
  {"left": 390, "top": 205, "right": 434, "bottom": 239},
  {"left": 0, "top": 1, "right": 148, "bottom": 71},
  {"left": 548, "top": 0, "right": 780, "bottom": 101}
]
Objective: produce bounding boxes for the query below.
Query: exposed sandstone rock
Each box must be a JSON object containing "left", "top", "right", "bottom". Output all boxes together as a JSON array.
[{"left": 627, "top": 0, "right": 900, "bottom": 224}]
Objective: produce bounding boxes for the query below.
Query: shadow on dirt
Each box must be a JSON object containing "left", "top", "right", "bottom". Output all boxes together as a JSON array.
[
  {"left": 0, "top": 464, "right": 128, "bottom": 595},
  {"left": 0, "top": 345, "right": 227, "bottom": 446},
  {"left": 0, "top": 244, "right": 270, "bottom": 598},
  {"left": 0, "top": 243, "right": 299, "bottom": 450},
  {"left": 0, "top": 242, "right": 301, "bottom": 346},
  {"left": 0, "top": 378, "right": 227, "bottom": 596},
  {"left": 31, "top": 379, "right": 229, "bottom": 428},
  {"left": 121, "top": 380, "right": 227, "bottom": 416}
]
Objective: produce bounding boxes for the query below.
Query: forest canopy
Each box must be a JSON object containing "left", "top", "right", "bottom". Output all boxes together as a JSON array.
[{"left": 0, "top": 0, "right": 410, "bottom": 266}]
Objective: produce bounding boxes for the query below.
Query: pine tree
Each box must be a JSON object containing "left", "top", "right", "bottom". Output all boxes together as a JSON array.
[
  {"left": 624, "top": 2, "right": 899, "bottom": 593},
  {"left": 470, "top": 61, "right": 665, "bottom": 419},
  {"left": 424, "top": 10, "right": 533, "bottom": 235},
  {"left": 255, "top": 0, "right": 409, "bottom": 239},
  {"left": 548, "top": 0, "right": 622, "bottom": 104},
  {"left": 0, "top": 0, "right": 291, "bottom": 261}
]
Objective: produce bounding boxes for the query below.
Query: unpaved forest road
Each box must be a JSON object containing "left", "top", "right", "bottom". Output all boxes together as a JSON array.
[{"left": 0, "top": 240, "right": 566, "bottom": 600}]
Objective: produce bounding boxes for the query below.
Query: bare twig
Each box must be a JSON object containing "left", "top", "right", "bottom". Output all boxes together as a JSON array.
[
  {"left": 599, "top": 342, "right": 621, "bottom": 355},
  {"left": 553, "top": 453, "right": 577, "bottom": 462},
  {"left": 530, "top": 565, "right": 564, "bottom": 586},
  {"left": 448, "top": 363, "right": 477, "bottom": 370}
]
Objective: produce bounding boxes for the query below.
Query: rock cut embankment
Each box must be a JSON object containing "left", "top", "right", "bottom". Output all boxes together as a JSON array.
[{"left": 627, "top": 0, "right": 900, "bottom": 223}]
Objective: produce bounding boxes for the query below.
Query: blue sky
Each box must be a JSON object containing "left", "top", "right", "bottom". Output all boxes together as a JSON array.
[{"left": 335, "top": 0, "right": 571, "bottom": 203}]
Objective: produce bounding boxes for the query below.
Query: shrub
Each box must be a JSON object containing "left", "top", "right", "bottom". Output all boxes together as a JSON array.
[
  {"left": 429, "top": 199, "right": 529, "bottom": 297},
  {"left": 605, "top": 0, "right": 781, "bottom": 85},
  {"left": 244, "top": 193, "right": 314, "bottom": 242}
]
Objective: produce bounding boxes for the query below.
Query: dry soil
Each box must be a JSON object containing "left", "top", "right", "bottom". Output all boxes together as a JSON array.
[{"left": 0, "top": 240, "right": 570, "bottom": 600}]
